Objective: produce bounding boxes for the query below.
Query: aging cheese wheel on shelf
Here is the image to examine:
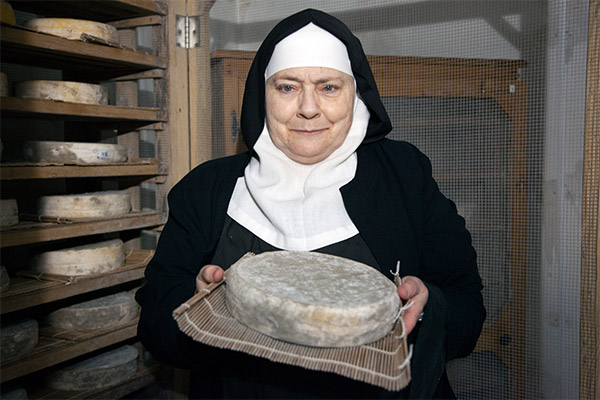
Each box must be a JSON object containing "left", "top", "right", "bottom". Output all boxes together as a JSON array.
[
  {"left": 23, "top": 18, "right": 119, "bottom": 44},
  {"left": 44, "top": 345, "right": 138, "bottom": 391},
  {"left": 0, "top": 71, "right": 8, "bottom": 97},
  {"left": 0, "top": 199, "right": 19, "bottom": 227},
  {"left": 0, "top": 318, "right": 39, "bottom": 361},
  {"left": 1, "top": 265, "right": 10, "bottom": 292},
  {"left": 0, "top": 0, "right": 16, "bottom": 25},
  {"left": 225, "top": 251, "right": 400, "bottom": 348},
  {"left": 23, "top": 141, "right": 128, "bottom": 164},
  {"left": 29, "top": 239, "right": 125, "bottom": 276},
  {"left": 36, "top": 190, "right": 131, "bottom": 219},
  {"left": 14, "top": 80, "right": 108, "bottom": 105},
  {"left": 45, "top": 291, "right": 138, "bottom": 331},
  {"left": 0, "top": 385, "right": 28, "bottom": 400}
]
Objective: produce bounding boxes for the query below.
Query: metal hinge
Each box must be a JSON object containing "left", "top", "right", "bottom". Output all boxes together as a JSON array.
[{"left": 176, "top": 15, "right": 200, "bottom": 48}]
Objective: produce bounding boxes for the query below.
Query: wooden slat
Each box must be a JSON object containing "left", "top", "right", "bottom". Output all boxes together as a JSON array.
[
  {"left": 0, "top": 249, "right": 153, "bottom": 314},
  {"left": 1, "top": 97, "right": 167, "bottom": 122},
  {"left": 110, "top": 15, "right": 165, "bottom": 29},
  {"left": 0, "top": 26, "right": 166, "bottom": 76},
  {"left": 0, "top": 320, "right": 138, "bottom": 382},
  {"left": 9, "top": 0, "right": 167, "bottom": 22},
  {"left": 0, "top": 160, "right": 162, "bottom": 180},
  {"left": 0, "top": 212, "right": 161, "bottom": 248}
]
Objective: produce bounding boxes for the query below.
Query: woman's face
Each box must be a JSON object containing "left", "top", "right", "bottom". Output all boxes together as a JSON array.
[{"left": 265, "top": 67, "right": 355, "bottom": 164}]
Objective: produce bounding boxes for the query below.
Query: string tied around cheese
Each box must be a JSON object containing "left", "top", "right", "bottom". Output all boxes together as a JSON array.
[
  {"left": 397, "top": 344, "right": 413, "bottom": 370},
  {"left": 390, "top": 260, "right": 401, "bottom": 286}
]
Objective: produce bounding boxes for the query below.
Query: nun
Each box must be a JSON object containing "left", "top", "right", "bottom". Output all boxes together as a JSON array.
[{"left": 136, "top": 8, "right": 485, "bottom": 399}]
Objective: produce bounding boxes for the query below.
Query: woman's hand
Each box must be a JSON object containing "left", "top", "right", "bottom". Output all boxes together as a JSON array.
[
  {"left": 195, "top": 264, "right": 224, "bottom": 293},
  {"left": 397, "top": 276, "right": 429, "bottom": 335}
]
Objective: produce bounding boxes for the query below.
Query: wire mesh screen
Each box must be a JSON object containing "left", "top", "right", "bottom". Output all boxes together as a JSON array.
[{"left": 208, "top": 1, "right": 592, "bottom": 398}]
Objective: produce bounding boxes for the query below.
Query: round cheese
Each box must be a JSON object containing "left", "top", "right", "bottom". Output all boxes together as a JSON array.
[
  {"left": 36, "top": 190, "right": 131, "bottom": 219},
  {"left": 15, "top": 80, "right": 108, "bottom": 105},
  {"left": 29, "top": 239, "right": 125, "bottom": 276},
  {"left": 23, "top": 18, "right": 119, "bottom": 43},
  {"left": 0, "top": 385, "right": 28, "bottom": 400},
  {"left": 225, "top": 251, "right": 400, "bottom": 348},
  {"left": 44, "top": 345, "right": 138, "bottom": 391},
  {"left": 45, "top": 291, "right": 138, "bottom": 331},
  {"left": 1, "top": 198, "right": 19, "bottom": 227},
  {"left": 1, "top": 265, "right": 10, "bottom": 292},
  {"left": 0, "top": 71, "right": 8, "bottom": 97},
  {"left": 0, "top": 1, "right": 16, "bottom": 25},
  {"left": 23, "top": 141, "right": 128, "bottom": 164},
  {"left": 0, "top": 318, "right": 39, "bottom": 361}
]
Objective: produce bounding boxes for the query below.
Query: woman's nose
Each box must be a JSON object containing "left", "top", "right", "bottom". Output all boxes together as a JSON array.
[{"left": 297, "top": 90, "right": 320, "bottom": 119}]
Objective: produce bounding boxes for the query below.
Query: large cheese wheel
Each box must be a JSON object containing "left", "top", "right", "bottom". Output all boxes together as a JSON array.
[
  {"left": 0, "top": 1, "right": 16, "bottom": 25},
  {"left": 0, "top": 199, "right": 19, "bottom": 227},
  {"left": 0, "top": 71, "right": 8, "bottom": 97},
  {"left": 36, "top": 190, "right": 131, "bottom": 219},
  {"left": 23, "top": 141, "right": 128, "bottom": 164},
  {"left": 23, "top": 18, "right": 119, "bottom": 43},
  {"left": 225, "top": 251, "right": 400, "bottom": 348},
  {"left": 45, "top": 291, "right": 138, "bottom": 331},
  {"left": 0, "top": 385, "right": 28, "bottom": 400},
  {"left": 15, "top": 80, "right": 108, "bottom": 105},
  {"left": 0, "top": 318, "right": 39, "bottom": 361},
  {"left": 44, "top": 345, "right": 138, "bottom": 391},
  {"left": 0, "top": 265, "right": 10, "bottom": 292},
  {"left": 29, "top": 239, "right": 125, "bottom": 276}
]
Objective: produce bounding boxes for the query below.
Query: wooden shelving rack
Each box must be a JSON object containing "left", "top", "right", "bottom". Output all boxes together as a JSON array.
[{"left": 0, "top": 0, "right": 170, "bottom": 397}]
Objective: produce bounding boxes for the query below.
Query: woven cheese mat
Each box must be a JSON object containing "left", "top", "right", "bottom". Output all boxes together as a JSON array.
[{"left": 173, "top": 279, "right": 412, "bottom": 391}]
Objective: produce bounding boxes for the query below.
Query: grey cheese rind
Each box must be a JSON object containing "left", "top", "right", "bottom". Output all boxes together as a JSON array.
[
  {"left": 29, "top": 239, "right": 125, "bottom": 276},
  {"left": 0, "top": 199, "right": 18, "bottom": 227},
  {"left": 45, "top": 291, "right": 138, "bottom": 331},
  {"left": 225, "top": 251, "right": 400, "bottom": 348},
  {"left": 44, "top": 345, "right": 138, "bottom": 391},
  {"left": 0, "top": 318, "right": 39, "bottom": 361},
  {"left": 0, "top": 265, "right": 10, "bottom": 292},
  {"left": 36, "top": 190, "right": 131, "bottom": 219},
  {"left": 22, "top": 141, "right": 128, "bottom": 164}
]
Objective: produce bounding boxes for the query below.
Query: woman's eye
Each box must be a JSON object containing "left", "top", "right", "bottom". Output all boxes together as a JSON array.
[
  {"left": 279, "top": 85, "right": 294, "bottom": 93},
  {"left": 322, "top": 85, "right": 337, "bottom": 93}
]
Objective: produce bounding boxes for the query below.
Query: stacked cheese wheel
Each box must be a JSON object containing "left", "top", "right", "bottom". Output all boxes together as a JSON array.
[
  {"left": 24, "top": 18, "right": 120, "bottom": 43},
  {"left": 0, "top": 318, "right": 39, "bottom": 362},
  {"left": 23, "top": 141, "right": 128, "bottom": 164},
  {"left": 226, "top": 251, "right": 400, "bottom": 347},
  {"left": 29, "top": 239, "right": 126, "bottom": 276},
  {"left": 15, "top": 80, "right": 108, "bottom": 105},
  {"left": 44, "top": 345, "right": 138, "bottom": 391},
  {"left": 37, "top": 190, "right": 131, "bottom": 219},
  {"left": 0, "top": 199, "right": 19, "bottom": 227}
]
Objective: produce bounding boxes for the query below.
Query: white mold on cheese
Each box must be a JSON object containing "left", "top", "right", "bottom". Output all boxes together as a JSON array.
[
  {"left": 0, "top": 199, "right": 19, "bottom": 227},
  {"left": 36, "top": 190, "right": 131, "bottom": 219},
  {"left": 225, "top": 251, "right": 400, "bottom": 348},
  {"left": 23, "top": 141, "right": 128, "bottom": 164},
  {"left": 29, "top": 239, "right": 125, "bottom": 276},
  {"left": 44, "top": 345, "right": 138, "bottom": 391},
  {"left": 45, "top": 291, "right": 138, "bottom": 331},
  {"left": 0, "top": 318, "right": 39, "bottom": 361},
  {"left": 23, "top": 18, "right": 119, "bottom": 43},
  {"left": 15, "top": 80, "right": 108, "bottom": 105}
]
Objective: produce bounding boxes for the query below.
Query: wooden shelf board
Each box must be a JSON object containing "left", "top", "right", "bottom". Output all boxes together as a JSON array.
[
  {"left": 1, "top": 97, "right": 166, "bottom": 122},
  {"left": 0, "top": 320, "right": 138, "bottom": 383},
  {"left": 0, "top": 212, "right": 161, "bottom": 248},
  {"left": 1, "top": 249, "right": 153, "bottom": 314},
  {"left": 0, "top": 159, "right": 162, "bottom": 180},
  {"left": 9, "top": 0, "right": 167, "bottom": 22},
  {"left": 0, "top": 26, "right": 166, "bottom": 76},
  {"left": 28, "top": 362, "right": 167, "bottom": 400}
]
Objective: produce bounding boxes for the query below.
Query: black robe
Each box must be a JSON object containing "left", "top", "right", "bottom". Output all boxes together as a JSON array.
[{"left": 136, "top": 8, "right": 485, "bottom": 399}]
